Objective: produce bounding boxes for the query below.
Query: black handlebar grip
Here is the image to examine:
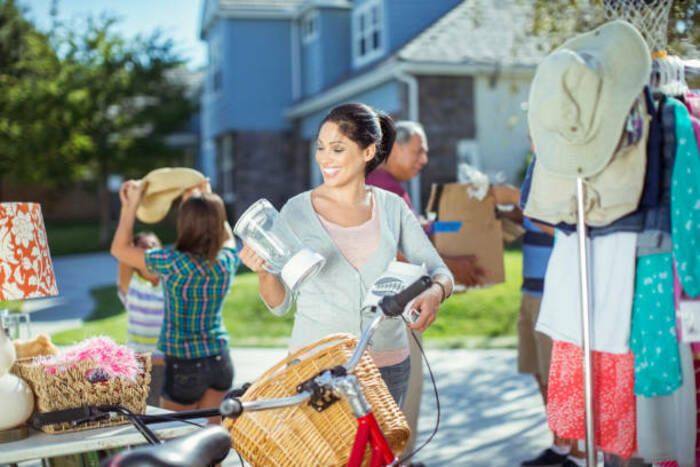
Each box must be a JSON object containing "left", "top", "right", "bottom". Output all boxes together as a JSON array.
[
  {"left": 220, "top": 397, "right": 243, "bottom": 418},
  {"left": 379, "top": 275, "right": 433, "bottom": 317}
]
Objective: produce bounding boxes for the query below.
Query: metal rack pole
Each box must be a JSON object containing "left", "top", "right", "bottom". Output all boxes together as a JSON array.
[{"left": 576, "top": 177, "right": 596, "bottom": 466}]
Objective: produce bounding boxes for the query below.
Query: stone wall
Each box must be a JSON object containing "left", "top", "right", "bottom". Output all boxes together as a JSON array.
[
  {"left": 417, "top": 75, "right": 476, "bottom": 205},
  {"left": 230, "top": 130, "right": 309, "bottom": 219}
]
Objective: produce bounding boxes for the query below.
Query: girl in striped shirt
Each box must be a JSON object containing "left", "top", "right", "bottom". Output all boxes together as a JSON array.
[
  {"left": 117, "top": 232, "right": 165, "bottom": 354},
  {"left": 117, "top": 231, "right": 165, "bottom": 406}
]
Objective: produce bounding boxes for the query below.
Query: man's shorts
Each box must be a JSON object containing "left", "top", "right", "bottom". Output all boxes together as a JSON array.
[
  {"left": 517, "top": 293, "right": 553, "bottom": 381},
  {"left": 163, "top": 351, "right": 234, "bottom": 405}
]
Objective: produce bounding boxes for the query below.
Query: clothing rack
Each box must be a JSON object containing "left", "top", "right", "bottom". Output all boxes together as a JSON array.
[{"left": 576, "top": 56, "right": 697, "bottom": 466}]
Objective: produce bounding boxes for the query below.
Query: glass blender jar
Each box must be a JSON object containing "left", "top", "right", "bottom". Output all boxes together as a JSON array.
[{"left": 234, "top": 199, "right": 325, "bottom": 292}]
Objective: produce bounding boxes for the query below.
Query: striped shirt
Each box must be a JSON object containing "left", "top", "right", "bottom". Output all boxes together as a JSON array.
[
  {"left": 522, "top": 217, "right": 554, "bottom": 297},
  {"left": 145, "top": 246, "right": 239, "bottom": 359},
  {"left": 118, "top": 274, "right": 165, "bottom": 354}
]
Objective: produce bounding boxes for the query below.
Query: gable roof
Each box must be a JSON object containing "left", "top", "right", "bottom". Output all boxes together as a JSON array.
[
  {"left": 288, "top": 0, "right": 550, "bottom": 118},
  {"left": 397, "top": 0, "right": 549, "bottom": 67},
  {"left": 200, "top": 0, "right": 306, "bottom": 37}
]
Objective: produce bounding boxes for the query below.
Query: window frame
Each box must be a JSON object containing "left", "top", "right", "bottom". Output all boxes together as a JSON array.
[{"left": 352, "top": 0, "right": 385, "bottom": 68}]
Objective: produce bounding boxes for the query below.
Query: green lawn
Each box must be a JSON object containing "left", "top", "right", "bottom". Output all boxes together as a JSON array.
[
  {"left": 53, "top": 251, "right": 522, "bottom": 348},
  {"left": 0, "top": 300, "right": 24, "bottom": 312}
]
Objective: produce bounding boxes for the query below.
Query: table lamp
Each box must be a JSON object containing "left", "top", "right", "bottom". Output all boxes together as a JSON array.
[{"left": 0, "top": 202, "right": 58, "bottom": 442}]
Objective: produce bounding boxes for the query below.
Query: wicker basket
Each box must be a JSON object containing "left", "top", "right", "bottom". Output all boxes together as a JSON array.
[
  {"left": 11, "top": 353, "right": 151, "bottom": 434},
  {"left": 224, "top": 333, "right": 410, "bottom": 466}
]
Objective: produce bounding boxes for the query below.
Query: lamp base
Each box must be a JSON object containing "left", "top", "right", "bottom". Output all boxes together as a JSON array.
[{"left": 0, "top": 424, "right": 29, "bottom": 443}]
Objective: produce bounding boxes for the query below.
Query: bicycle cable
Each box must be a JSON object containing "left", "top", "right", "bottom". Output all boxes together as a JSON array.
[
  {"left": 229, "top": 432, "right": 246, "bottom": 467},
  {"left": 396, "top": 322, "right": 441, "bottom": 465}
]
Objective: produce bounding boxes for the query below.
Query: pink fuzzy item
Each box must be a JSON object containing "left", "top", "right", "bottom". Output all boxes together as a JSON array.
[{"left": 37, "top": 336, "right": 141, "bottom": 381}]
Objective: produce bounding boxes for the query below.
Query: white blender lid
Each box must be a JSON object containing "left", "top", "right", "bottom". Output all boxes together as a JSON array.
[{"left": 280, "top": 248, "right": 325, "bottom": 292}]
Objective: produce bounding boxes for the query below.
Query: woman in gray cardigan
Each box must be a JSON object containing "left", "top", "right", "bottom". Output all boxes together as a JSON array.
[{"left": 239, "top": 103, "right": 453, "bottom": 405}]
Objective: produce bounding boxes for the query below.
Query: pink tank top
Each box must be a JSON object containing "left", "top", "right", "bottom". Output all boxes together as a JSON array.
[{"left": 318, "top": 199, "right": 380, "bottom": 270}]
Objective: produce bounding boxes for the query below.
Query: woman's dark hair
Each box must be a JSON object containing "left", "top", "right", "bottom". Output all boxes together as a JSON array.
[
  {"left": 319, "top": 103, "right": 396, "bottom": 176},
  {"left": 175, "top": 193, "right": 227, "bottom": 264}
]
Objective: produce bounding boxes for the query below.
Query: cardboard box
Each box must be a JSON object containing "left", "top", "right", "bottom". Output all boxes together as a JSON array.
[{"left": 426, "top": 183, "right": 505, "bottom": 286}]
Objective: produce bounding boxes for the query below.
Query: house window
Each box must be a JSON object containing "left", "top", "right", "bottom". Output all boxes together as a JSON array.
[
  {"left": 208, "top": 35, "right": 222, "bottom": 93},
  {"left": 301, "top": 11, "right": 319, "bottom": 44},
  {"left": 352, "top": 0, "right": 384, "bottom": 67}
]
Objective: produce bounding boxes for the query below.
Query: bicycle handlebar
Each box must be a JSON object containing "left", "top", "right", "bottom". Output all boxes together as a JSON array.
[{"left": 379, "top": 275, "right": 433, "bottom": 317}]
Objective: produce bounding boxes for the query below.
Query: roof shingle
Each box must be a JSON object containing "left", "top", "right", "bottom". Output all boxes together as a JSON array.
[{"left": 397, "top": 0, "right": 550, "bottom": 67}]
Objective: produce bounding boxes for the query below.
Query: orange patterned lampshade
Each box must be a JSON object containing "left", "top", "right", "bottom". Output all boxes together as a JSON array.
[{"left": 0, "top": 203, "right": 58, "bottom": 301}]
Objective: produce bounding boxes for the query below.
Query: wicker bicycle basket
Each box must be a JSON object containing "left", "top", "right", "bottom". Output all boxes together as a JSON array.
[
  {"left": 11, "top": 353, "right": 151, "bottom": 434},
  {"left": 224, "top": 333, "right": 410, "bottom": 466}
]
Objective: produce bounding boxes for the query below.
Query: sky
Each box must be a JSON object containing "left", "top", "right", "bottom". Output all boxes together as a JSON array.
[{"left": 20, "top": 0, "right": 207, "bottom": 70}]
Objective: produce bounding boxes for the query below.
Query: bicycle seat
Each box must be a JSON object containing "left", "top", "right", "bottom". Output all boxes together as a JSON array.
[{"left": 103, "top": 425, "right": 231, "bottom": 467}]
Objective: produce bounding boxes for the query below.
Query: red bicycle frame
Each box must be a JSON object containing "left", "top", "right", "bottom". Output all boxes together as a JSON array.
[{"left": 348, "top": 412, "right": 396, "bottom": 467}]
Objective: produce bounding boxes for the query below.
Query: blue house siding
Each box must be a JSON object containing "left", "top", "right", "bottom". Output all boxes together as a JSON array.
[
  {"left": 209, "top": 19, "right": 294, "bottom": 135},
  {"left": 226, "top": 19, "right": 294, "bottom": 130},
  {"left": 301, "top": 26, "right": 322, "bottom": 97},
  {"left": 319, "top": 10, "right": 351, "bottom": 91},
  {"left": 384, "top": 0, "right": 462, "bottom": 52},
  {"left": 299, "top": 80, "right": 403, "bottom": 139},
  {"left": 302, "top": 9, "right": 351, "bottom": 97}
]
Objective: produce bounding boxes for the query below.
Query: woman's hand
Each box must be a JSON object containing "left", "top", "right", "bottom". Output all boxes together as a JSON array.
[
  {"left": 239, "top": 244, "right": 268, "bottom": 273},
  {"left": 119, "top": 180, "right": 144, "bottom": 211},
  {"left": 407, "top": 286, "right": 443, "bottom": 332}
]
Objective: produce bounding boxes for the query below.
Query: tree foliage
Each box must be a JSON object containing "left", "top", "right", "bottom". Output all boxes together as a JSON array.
[
  {"left": 0, "top": 0, "right": 196, "bottom": 243},
  {"left": 529, "top": 0, "right": 700, "bottom": 58},
  {"left": 0, "top": 0, "right": 62, "bottom": 179}
]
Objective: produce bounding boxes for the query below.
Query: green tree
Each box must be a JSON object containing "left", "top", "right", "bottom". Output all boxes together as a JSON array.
[
  {"left": 53, "top": 16, "right": 195, "bottom": 243},
  {"left": 0, "top": 3, "right": 195, "bottom": 244},
  {"left": 0, "top": 0, "right": 62, "bottom": 180},
  {"left": 530, "top": 0, "right": 699, "bottom": 57}
]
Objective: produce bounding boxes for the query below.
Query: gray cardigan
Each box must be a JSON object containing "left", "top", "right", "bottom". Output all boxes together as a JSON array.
[{"left": 266, "top": 187, "right": 453, "bottom": 355}]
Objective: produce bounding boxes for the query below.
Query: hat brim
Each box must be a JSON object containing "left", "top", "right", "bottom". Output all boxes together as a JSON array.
[
  {"left": 136, "top": 188, "right": 184, "bottom": 224},
  {"left": 135, "top": 167, "right": 206, "bottom": 224},
  {"left": 141, "top": 167, "right": 205, "bottom": 195},
  {"left": 528, "top": 20, "right": 650, "bottom": 178}
]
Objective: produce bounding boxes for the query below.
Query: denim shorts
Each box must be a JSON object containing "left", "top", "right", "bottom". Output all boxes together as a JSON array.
[
  {"left": 163, "top": 351, "right": 234, "bottom": 405},
  {"left": 378, "top": 357, "right": 411, "bottom": 408}
]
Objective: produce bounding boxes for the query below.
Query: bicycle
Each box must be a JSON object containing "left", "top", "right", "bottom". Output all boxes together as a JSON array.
[{"left": 44, "top": 276, "right": 435, "bottom": 467}]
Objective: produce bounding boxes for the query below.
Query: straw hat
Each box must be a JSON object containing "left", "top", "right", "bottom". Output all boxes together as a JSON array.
[
  {"left": 528, "top": 20, "right": 650, "bottom": 178},
  {"left": 136, "top": 167, "right": 206, "bottom": 224}
]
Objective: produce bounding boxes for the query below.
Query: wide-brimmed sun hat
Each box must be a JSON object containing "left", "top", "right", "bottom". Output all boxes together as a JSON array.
[
  {"left": 136, "top": 167, "right": 206, "bottom": 224},
  {"left": 528, "top": 20, "right": 650, "bottom": 178}
]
